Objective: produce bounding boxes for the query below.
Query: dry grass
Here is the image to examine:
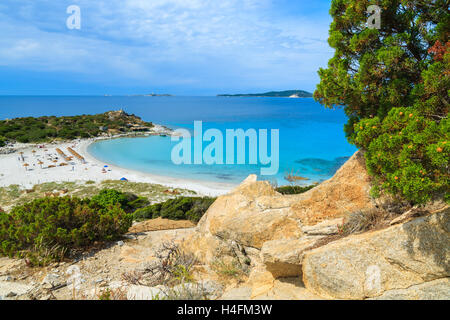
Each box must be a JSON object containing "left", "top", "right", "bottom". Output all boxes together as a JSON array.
[
  {"left": 211, "top": 258, "right": 246, "bottom": 279},
  {"left": 340, "top": 208, "right": 392, "bottom": 236},
  {"left": 158, "top": 283, "right": 210, "bottom": 300},
  {"left": 308, "top": 208, "right": 394, "bottom": 251},
  {"left": 121, "top": 242, "right": 197, "bottom": 287}
]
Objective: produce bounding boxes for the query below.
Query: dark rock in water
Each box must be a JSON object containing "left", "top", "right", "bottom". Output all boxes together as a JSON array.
[
  {"left": 215, "top": 174, "right": 234, "bottom": 181},
  {"left": 295, "top": 157, "right": 350, "bottom": 176}
]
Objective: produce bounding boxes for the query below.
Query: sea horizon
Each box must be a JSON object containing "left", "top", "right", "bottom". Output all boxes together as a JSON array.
[{"left": 0, "top": 95, "right": 357, "bottom": 186}]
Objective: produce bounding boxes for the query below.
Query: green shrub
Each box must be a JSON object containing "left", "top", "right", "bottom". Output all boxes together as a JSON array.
[
  {"left": 125, "top": 194, "right": 150, "bottom": 211},
  {"left": 276, "top": 185, "right": 315, "bottom": 195},
  {"left": 133, "top": 197, "right": 216, "bottom": 223},
  {"left": 0, "top": 196, "right": 133, "bottom": 265},
  {"left": 354, "top": 107, "right": 449, "bottom": 204},
  {"left": 314, "top": 1, "right": 449, "bottom": 205},
  {"left": 133, "top": 205, "right": 159, "bottom": 221},
  {"left": 91, "top": 189, "right": 149, "bottom": 213},
  {"left": 91, "top": 189, "right": 129, "bottom": 208}
]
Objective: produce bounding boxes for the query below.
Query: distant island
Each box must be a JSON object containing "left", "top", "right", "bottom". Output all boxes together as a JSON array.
[{"left": 217, "top": 90, "right": 313, "bottom": 98}]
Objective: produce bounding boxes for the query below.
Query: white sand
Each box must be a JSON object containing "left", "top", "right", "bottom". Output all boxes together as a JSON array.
[{"left": 0, "top": 137, "right": 236, "bottom": 197}]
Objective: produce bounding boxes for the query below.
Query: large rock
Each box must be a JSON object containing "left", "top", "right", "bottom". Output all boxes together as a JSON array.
[
  {"left": 369, "top": 278, "right": 450, "bottom": 300},
  {"left": 127, "top": 285, "right": 165, "bottom": 300},
  {"left": 302, "top": 208, "right": 450, "bottom": 299},
  {"left": 261, "top": 238, "right": 321, "bottom": 278},
  {"left": 219, "top": 287, "right": 252, "bottom": 300},
  {"left": 252, "top": 278, "right": 324, "bottom": 300},
  {"left": 41, "top": 273, "right": 64, "bottom": 289},
  {"left": 197, "top": 175, "right": 303, "bottom": 250},
  {"left": 184, "top": 175, "right": 306, "bottom": 264},
  {"left": 221, "top": 266, "right": 324, "bottom": 300},
  {"left": 0, "top": 281, "right": 33, "bottom": 299},
  {"left": 291, "top": 151, "right": 375, "bottom": 225},
  {"left": 302, "top": 218, "right": 343, "bottom": 236},
  {"left": 183, "top": 152, "right": 375, "bottom": 267}
]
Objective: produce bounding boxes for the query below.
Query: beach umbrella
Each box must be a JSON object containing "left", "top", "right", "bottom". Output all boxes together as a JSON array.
[
  {"left": 23, "top": 163, "right": 29, "bottom": 171},
  {"left": 120, "top": 177, "right": 128, "bottom": 181}
]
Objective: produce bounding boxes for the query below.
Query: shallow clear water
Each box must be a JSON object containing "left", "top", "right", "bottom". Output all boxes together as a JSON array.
[{"left": 0, "top": 96, "right": 357, "bottom": 185}]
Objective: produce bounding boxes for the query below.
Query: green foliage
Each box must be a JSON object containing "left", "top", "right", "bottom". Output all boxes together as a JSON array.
[
  {"left": 98, "top": 289, "right": 112, "bottom": 300},
  {"left": 354, "top": 107, "right": 449, "bottom": 204},
  {"left": 316, "top": 1, "right": 449, "bottom": 204},
  {"left": 91, "top": 189, "right": 129, "bottom": 208},
  {"left": 276, "top": 185, "right": 315, "bottom": 195},
  {"left": 133, "top": 197, "right": 216, "bottom": 223},
  {"left": 172, "top": 264, "right": 195, "bottom": 284},
  {"left": 0, "top": 196, "right": 133, "bottom": 265},
  {"left": 126, "top": 195, "right": 151, "bottom": 211},
  {"left": 0, "top": 111, "right": 153, "bottom": 143},
  {"left": 91, "top": 189, "right": 150, "bottom": 213},
  {"left": 314, "top": 0, "right": 449, "bottom": 140},
  {"left": 413, "top": 40, "right": 450, "bottom": 119}
]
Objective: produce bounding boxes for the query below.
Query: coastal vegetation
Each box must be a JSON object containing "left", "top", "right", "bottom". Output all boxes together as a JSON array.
[
  {"left": 0, "top": 196, "right": 133, "bottom": 266},
  {"left": 0, "top": 180, "right": 194, "bottom": 211},
  {"left": 275, "top": 185, "right": 315, "bottom": 195},
  {"left": 133, "top": 196, "right": 216, "bottom": 223},
  {"left": 0, "top": 110, "right": 154, "bottom": 144},
  {"left": 0, "top": 184, "right": 212, "bottom": 265},
  {"left": 91, "top": 189, "right": 150, "bottom": 213},
  {"left": 314, "top": 0, "right": 449, "bottom": 205}
]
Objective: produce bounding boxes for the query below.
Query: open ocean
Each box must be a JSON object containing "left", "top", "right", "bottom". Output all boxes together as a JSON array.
[{"left": 0, "top": 96, "right": 357, "bottom": 185}]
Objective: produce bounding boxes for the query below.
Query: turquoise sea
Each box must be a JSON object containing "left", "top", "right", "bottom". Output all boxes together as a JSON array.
[{"left": 0, "top": 96, "right": 357, "bottom": 185}]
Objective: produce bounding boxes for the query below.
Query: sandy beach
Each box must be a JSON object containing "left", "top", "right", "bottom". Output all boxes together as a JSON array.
[{"left": 0, "top": 133, "right": 236, "bottom": 197}]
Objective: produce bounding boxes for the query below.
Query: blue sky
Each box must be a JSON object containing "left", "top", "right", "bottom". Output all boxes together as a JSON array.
[{"left": 0, "top": 0, "right": 333, "bottom": 95}]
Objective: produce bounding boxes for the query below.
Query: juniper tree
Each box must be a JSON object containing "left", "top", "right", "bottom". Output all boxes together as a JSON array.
[
  {"left": 315, "top": 0, "right": 449, "bottom": 204},
  {"left": 314, "top": 0, "right": 449, "bottom": 140}
]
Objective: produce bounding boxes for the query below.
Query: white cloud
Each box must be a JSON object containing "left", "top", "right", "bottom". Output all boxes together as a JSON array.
[{"left": 0, "top": 0, "right": 333, "bottom": 92}]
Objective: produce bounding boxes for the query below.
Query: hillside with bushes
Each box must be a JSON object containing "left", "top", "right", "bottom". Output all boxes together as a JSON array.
[
  {"left": 0, "top": 187, "right": 213, "bottom": 266},
  {"left": 0, "top": 110, "right": 153, "bottom": 145}
]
